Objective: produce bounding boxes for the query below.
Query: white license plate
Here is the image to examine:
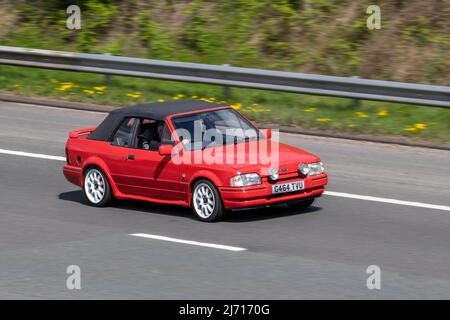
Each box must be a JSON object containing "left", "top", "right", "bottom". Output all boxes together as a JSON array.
[{"left": 272, "top": 180, "right": 304, "bottom": 194}]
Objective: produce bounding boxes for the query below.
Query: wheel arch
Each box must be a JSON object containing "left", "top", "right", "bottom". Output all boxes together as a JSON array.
[
  {"left": 188, "top": 171, "right": 223, "bottom": 206},
  {"left": 82, "top": 157, "right": 119, "bottom": 197}
]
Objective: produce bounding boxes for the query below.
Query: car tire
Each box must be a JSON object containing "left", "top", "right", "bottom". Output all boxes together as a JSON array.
[
  {"left": 288, "top": 198, "right": 315, "bottom": 210},
  {"left": 191, "top": 180, "right": 225, "bottom": 222},
  {"left": 83, "top": 167, "right": 112, "bottom": 207}
]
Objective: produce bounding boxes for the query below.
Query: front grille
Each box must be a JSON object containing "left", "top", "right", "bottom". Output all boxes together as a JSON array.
[{"left": 264, "top": 172, "right": 301, "bottom": 184}]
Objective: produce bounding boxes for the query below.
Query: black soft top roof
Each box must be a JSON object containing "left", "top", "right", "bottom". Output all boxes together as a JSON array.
[
  {"left": 88, "top": 100, "right": 228, "bottom": 141},
  {"left": 112, "top": 100, "right": 229, "bottom": 119}
]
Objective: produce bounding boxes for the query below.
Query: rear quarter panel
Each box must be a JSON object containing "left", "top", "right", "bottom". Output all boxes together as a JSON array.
[{"left": 65, "top": 137, "right": 119, "bottom": 195}]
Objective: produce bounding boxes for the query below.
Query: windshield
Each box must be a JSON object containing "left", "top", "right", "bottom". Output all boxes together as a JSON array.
[{"left": 171, "top": 108, "right": 261, "bottom": 151}]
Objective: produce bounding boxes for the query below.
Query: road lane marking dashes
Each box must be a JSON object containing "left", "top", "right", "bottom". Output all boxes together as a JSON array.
[
  {"left": 129, "top": 233, "right": 247, "bottom": 251},
  {"left": 1, "top": 147, "right": 449, "bottom": 212}
]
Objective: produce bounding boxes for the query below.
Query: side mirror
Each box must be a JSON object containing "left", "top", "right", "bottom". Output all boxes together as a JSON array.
[
  {"left": 261, "top": 128, "right": 272, "bottom": 140},
  {"left": 158, "top": 144, "right": 173, "bottom": 156}
]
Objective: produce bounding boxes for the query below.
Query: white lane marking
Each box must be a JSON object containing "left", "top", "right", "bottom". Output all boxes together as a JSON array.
[
  {"left": 324, "top": 191, "right": 450, "bottom": 212},
  {"left": 1, "top": 147, "right": 449, "bottom": 212},
  {"left": 0, "top": 148, "right": 66, "bottom": 161},
  {"left": 130, "top": 233, "right": 247, "bottom": 252}
]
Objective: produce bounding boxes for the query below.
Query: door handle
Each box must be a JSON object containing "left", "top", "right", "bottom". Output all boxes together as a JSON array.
[{"left": 127, "top": 155, "right": 135, "bottom": 160}]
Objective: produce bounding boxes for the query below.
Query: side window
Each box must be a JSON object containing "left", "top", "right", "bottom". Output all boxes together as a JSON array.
[
  {"left": 111, "top": 118, "right": 136, "bottom": 147},
  {"left": 136, "top": 119, "right": 174, "bottom": 151},
  {"left": 161, "top": 123, "right": 174, "bottom": 145}
]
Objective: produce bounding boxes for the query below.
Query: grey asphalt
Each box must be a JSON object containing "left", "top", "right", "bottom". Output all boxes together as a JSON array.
[{"left": 0, "top": 102, "right": 449, "bottom": 299}]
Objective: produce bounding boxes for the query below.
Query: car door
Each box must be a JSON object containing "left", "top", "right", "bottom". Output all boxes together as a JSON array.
[
  {"left": 120, "top": 119, "right": 185, "bottom": 202},
  {"left": 101, "top": 117, "right": 140, "bottom": 195}
]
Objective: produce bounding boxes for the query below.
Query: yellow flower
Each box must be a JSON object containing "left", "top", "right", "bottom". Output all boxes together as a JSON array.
[
  {"left": 231, "top": 103, "right": 242, "bottom": 110},
  {"left": 414, "top": 123, "right": 427, "bottom": 129},
  {"left": 348, "top": 124, "right": 356, "bottom": 128},
  {"left": 404, "top": 127, "right": 417, "bottom": 132},
  {"left": 355, "top": 112, "right": 369, "bottom": 118},
  {"left": 209, "top": 97, "right": 216, "bottom": 101},
  {"left": 316, "top": 118, "right": 333, "bottom": 122},
  {"left": 58, "top": 82, "right": 75, "bottom": 91},
  {"left": 303, "top": 107, "right": 317, "bottom": 112},
  {"left": 94, "top": 86, "right": 107, "bottom": 91},
  {"left": 242, "top": 104, "right": 271, "bottom": 113},
  {"left": 191, "top": 96, "right": 198, "bottom": 99},
  {"left": 157, "top": 99, "right": 165, "bottom": 102},
  {"left": 127, "top": 92, "right": 142, "bottom": 98},
  {"left": 377, "top": 110, "right": 389, "bottom": 116},
  {"left": 83, "top": 89, "right": 95, "bottom": 94},
  {"left": 58, "top": 85, "right": 71, "bottom": 91},
  {"left": 172, "top": 96, "right": 180, "bottom": 100}
]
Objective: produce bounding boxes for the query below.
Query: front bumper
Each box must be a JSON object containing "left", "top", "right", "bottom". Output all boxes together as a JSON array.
[{"left": 219, "top": 173, "right": 328, "bottom": 209}]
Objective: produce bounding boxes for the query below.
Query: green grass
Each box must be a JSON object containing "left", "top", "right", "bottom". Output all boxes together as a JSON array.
[{"left": 0, "top": 65, "right": 449, "bottom": 144}]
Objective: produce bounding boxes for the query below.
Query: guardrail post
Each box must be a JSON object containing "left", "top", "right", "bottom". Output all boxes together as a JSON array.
[
  {"left": 352, "top": 76, "right": 361, "bottom": 108},
  {"left": 222, "top": 64, "right": 231, "bottom": 100},
  {"left": 103, "top": 53, "right": 112, "bottom": 84}
]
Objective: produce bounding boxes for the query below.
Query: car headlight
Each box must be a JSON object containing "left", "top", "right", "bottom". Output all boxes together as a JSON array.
[
  {"left": 230, "top": 173, "right": 261, "bottom": 187},
  {"left": 298, "top": 162, "right": 324, "bottom": 176}
]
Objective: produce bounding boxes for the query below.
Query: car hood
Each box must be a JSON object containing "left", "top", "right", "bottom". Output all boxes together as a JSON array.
[{"left": 192, "top": 140, "right": 321, "bottom": 176}]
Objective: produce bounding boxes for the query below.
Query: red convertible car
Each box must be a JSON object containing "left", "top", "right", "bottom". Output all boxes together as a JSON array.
[{"left": 63, "top": 100, "right": 328, "bottom": 221}]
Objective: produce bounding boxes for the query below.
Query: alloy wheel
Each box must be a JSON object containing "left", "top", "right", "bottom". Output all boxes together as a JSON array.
[
  {"left": 193, "top": 183, "right": 216, "bottom": 218},
  {"left": 84, "top": 169, "right": 106, "bottom": 204}
]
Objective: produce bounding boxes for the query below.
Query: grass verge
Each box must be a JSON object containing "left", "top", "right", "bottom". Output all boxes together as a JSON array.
[{"left": 0, "top": 65, "right": 448, "bottom": 144}]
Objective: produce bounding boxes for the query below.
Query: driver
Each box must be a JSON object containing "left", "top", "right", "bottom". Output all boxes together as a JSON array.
[{"left": 147, "top": 121, "right": 164, "bottom": 151}]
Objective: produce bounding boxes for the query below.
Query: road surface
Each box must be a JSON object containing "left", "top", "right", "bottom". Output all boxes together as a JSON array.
[{"left": 0, "top": 101, "right": 449, "bottom": 299}]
